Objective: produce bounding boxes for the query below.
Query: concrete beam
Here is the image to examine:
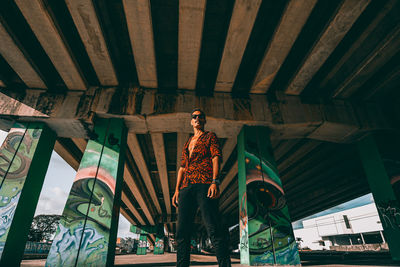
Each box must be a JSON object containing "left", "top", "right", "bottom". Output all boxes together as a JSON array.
[
  {"left": 123, "top": 0, "right": 157, "bottom": 88},
  {"left": 178, "top": 0, "right": 206, "bottom": 90},
  {"left": 333, "top": 26, "right": 400, "bottom": 98},
  {"left": 0, "top": 22, "right": 46, "bottom": 89},
  {"left": 215, "top": 0, "right": 262, "bottom": 92},
  {"left": 220, "top": 161, "right": 238, "bottom": 193},
  {"left": 251, "top": 0, "right": 316, "bottom": 93},
  {"left": 121, "top": 191, "right": 146, "bottom": 225},
  {"left": 317, "top": 0, "right": 398, "bottom": 96},
  {"left": 15, "top": 0, "right": 86, "bottom": 90},
  {"left": 0, "top": 89, "right": 391, "bottom": 143},
  {"left": 277, "top": 140, "right": 321, "bottom": 174},
  {"left": 224, "top": 197, "right": 238, "bottom": 214},
  {"left": 219, "top": 179, "right": 236, "bottom": 205},
  {"left": 53, "top": 140, "right": 80, "bottom": 171},
  {"left": 273, "top": 139, "right": 301, "bottom": 163},
  {"left": 220, "top": 187, "right": 237, "bottom": 211},
  {"left": 280, "top": 143, "right": 334, "bottom": 183},
  {"left": 221, "top": 137, "right": 237, "bottom": 170},
  {"left": 65, "top": 0, "right": 118, "bottom": 86},
  {"left": 151, "top": 133, "right": 171, "bottom": 214},
  {"left": 128, "top": 133, "right": 162, "bottom": 214},
  {"left": 149, "top": 235, "right": 155, "bottom": 246},
  {"left": 123, "top": 164, "right": 155, "bottom": 225},
  {"left": 285, "top": 0, "right": 371, "bottom": 95},
  {"left": 71, "top": 138, "right": 87, "bottom": 154}
]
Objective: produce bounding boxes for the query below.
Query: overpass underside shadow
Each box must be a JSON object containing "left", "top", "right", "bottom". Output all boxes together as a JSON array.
[
  {"left": 118, "top": 262, "right": 218, "bottom": 267},
  {"left": 300, "top": 251, "right": 399, "bottom": 266}
]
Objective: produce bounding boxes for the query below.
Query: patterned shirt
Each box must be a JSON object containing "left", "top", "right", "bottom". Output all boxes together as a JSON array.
[{"left": 179, "top": 131, "right": 222, "bottom": 189}]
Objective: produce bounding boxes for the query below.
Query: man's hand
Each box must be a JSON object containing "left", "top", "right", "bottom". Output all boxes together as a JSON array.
[
  {"left": 207, "top": 184, "right": 220, "bottom": 199},
  {"left": 172, "top": 190, "right": 179, "bottom": 207}
]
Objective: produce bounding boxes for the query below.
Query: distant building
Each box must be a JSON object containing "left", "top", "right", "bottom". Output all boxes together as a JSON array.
[{"left": 293, "top": 202, "right": 386, "bottom": 251}]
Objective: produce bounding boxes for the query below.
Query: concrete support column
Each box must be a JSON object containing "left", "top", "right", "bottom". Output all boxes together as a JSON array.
[
  {"left": 0, "top": 122, "right": 56, "bottom": 266},
  {"left": 137, "top": 234, "right": 147, "bottom": 255},
  {"left": 46, "top": 118, "right": 127, "bottom": 267},
  {"left": 357, "top": 135, "right": 400, "bottom": 261},
  {"left": 360, "top": 233, "right": 365, "bottom": 245},
  {"left": 380, "top": 231, "right": 386, "bottom": 243},
  {"left": 154, "top": 237, "right": 164, "bottom": 254},
  {"left": 237, "top": 126, "right": 300, "bottom": 265}
]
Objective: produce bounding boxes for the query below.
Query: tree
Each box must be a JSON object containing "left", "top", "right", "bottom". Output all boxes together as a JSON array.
[{"left": 28, "top": 214, "right": 61, "bottom": 242}]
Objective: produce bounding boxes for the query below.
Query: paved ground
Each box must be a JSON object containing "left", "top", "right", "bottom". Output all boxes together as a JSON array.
[{"left": 21, "top": 252, "right": 400, "bottom": 267}]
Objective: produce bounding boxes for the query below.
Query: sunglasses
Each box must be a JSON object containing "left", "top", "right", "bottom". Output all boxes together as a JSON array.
[{"left": 192, "top": 114, "right": 205, "bottom": 119}]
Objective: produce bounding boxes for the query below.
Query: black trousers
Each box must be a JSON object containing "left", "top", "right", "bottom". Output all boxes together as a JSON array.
[{"left": 176, "top": 183, "right": 231, "bottom": 267}]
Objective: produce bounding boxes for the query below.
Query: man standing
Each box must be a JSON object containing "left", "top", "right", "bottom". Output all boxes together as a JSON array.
[{"left": 172, "top": 108, "right": 231, "bottom": 267}]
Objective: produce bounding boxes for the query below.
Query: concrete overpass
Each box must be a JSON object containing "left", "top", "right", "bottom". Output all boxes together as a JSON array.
[{"left": 0, "top": 0, "right": 399, "bottom": 266}]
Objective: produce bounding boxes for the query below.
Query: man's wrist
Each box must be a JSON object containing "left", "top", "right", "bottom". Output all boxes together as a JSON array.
[{"left": 211, "top": 179, "right": 220, "bottom": 185}]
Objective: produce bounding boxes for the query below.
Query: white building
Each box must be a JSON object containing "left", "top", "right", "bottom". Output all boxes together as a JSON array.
[{"left": 293, "top": 202, "right": 385, "bottom": 251}]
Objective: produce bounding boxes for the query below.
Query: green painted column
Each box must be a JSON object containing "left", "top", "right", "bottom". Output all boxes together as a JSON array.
[
  {"left": 46, "top": 118, "right": 127, "bottom": 267},
  {"left": 357, "top": 135, "right": 400, "bottom": 261},
  {"left": 0, "top": 122, "right": 56, "bottom": 267},
  {"left": 154, "top": 237, "right": 164, "bottom": 254},
  {"left": 130, "top": 225, "right": 164, "bottom": 255},
  {"left": 137, "top": 234, "right": 147, "bottom": 255},
  {"left": 237, "top": 126, "right": 300, "bottom": 266}
]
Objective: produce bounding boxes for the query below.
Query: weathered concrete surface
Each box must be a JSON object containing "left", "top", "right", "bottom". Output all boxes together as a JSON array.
[
  {"left": 15, "top": 0, "right": 86, "bottom": 90},
  {"left": 20, "top": 252, "right": 400, "bottom": 267},
  {"left": 251, "top": 0, "right": 316, "bottom": 93},
  {"left": 215, "top": 0, "right": 262, "bottom": 92},
  {"left": 123, "top": 0, "right": 158, "bottom": 88},
  {"left": 178, "top": 0, "right": 206, "bottom": 90},
  {"left": 128, "top": 133, "right": 162, "bottom": 214},
  {"left": 0, "top": 22, "right": 46, "bottom": 89},
  {"left": 65, "top": 0, "right": 118, "bottom": 86},
  {"left": 285, "top": 0, "right": 371, "bottom": 95},
  {"left": 151, "top": 133, "right": 172, "bottom": 214},
  {"left": 0, "top": 88, "right": 392, "bottom": 143}
]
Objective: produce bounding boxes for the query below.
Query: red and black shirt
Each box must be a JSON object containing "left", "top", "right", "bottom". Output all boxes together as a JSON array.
[{"left": 179, "top": 131, "right": 222, "bottom": 189}]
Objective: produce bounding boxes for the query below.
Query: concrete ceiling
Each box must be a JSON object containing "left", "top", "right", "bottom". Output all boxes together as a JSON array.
[{"left": 0, "top": 0, "right": 400, "bottom": 238}]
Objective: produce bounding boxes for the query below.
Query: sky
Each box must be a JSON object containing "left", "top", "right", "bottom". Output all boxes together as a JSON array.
[{"left": 0, "top": 130, "right": 137, "bottom": 239}]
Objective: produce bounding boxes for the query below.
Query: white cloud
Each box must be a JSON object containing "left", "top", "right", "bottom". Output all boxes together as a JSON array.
[
  {"left": 50, "top": 186, "right": 69, "bottom": 199},
  {"left": 118, "top": 215, "right": 139, "bottom": 239},
  {"left": 35, "top": 189, "right": 68, "bottom": 216}
]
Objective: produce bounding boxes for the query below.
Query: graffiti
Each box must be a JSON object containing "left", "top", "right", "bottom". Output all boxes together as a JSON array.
[
  {"left": 243, "top": 151, "right": 300, "bottom": 265},
  {"left": 155, "top": 239, "right": 164, "bottom": 249},
  {"left": 46, "top": 223, "right": 106, "bottom": 266},
  {"left": 239, "top": 192, "right": 248, "bottom": 251},
  {"left": 137, "top": 235, "right": 147, "bottom": 255},
  {"left": 46, "top": 122, "right": 123, "bottom": 267},
  {"left": 238, "top": 127, "right": 300, "bottom": 266},
  {"left": 376, "top": 200, "right": 400, "bottom": 230},
  {"left": 0, "top": 128, "right": 34, "bottom": 180},
  {"left": 154, "top": 237, "right": 164, "bottom": 254},
  {"left": 138, "top": 240, "right": 147, "bottom": 248},
  {"left": 24, "top": 241, "right": 52, "bottom": 254},
  {"left": 0, "top": 126, "right": 41, "bottom": 258}
]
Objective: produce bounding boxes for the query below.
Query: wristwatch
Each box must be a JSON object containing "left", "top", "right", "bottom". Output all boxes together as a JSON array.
[{"left": 211, "top": 179, "right": 220, "bottom": 185}]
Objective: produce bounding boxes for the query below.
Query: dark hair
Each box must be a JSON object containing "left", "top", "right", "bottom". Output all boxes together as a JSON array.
[{"left": 191, "top": 108, "right": 206, "bottom": 118}]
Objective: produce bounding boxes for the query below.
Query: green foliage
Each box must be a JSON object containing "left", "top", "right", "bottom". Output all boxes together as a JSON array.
[{"left": 28, "top": 214, "right": 61, "bottom": 242}]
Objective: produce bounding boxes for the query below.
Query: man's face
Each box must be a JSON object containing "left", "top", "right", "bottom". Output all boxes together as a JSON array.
[{"left": 191, "top": 111, "right": 206, "bottom": 129}]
